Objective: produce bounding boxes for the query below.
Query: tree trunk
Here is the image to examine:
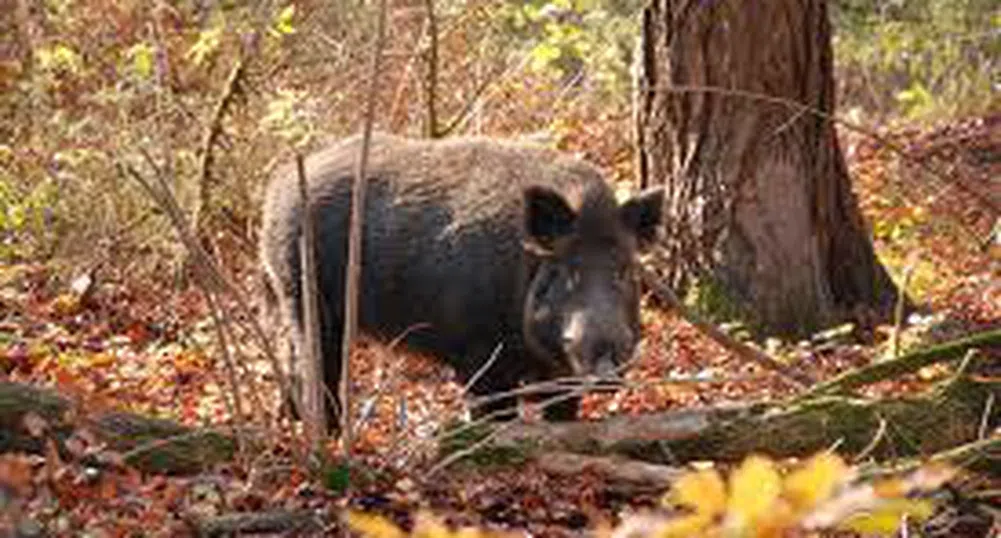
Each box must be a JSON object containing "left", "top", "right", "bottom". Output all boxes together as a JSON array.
[{"left": 635, "top": 0, "right": 899, "bottom": 336}]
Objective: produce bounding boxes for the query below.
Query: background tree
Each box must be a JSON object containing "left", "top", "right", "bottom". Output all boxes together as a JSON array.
[{"left": 635, "top": 0, "right": 902, "bottom": 336}]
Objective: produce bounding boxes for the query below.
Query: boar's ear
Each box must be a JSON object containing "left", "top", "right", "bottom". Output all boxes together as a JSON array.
[
  {"left": 524, "top": 186, "right": 577, "bottom": 254},
  {"left": 619, "top": 187, "right": 664, "bottom": 249}
]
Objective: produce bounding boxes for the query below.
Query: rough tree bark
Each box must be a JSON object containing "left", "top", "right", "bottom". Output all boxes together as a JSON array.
[{"left": 635, "top": 0, "right": 900, "bottom": 336}]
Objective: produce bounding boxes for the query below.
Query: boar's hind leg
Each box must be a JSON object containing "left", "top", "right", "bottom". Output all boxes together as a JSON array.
[
  {"left": 316, "top": 290, "right": 345, "bottom": 431},
  {"left": 276, "top": 263, "right": 344, "bottom": 432}
]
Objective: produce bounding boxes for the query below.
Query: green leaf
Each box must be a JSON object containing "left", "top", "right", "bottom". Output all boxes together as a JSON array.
[{"left": 323, "top": 462, "right": 351, "bottom": 494}]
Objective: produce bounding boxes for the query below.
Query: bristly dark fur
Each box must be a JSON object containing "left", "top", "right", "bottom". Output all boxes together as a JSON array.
[{"left": 260, "top": 132, "right": 663, "bottom": 426}]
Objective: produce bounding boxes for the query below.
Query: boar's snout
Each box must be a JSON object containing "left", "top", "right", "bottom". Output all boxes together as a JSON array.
[{"left": 560, "top": 310, "right": 637, "bottom": 379}]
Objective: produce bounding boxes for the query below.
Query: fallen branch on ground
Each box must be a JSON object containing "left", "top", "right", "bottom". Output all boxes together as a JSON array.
[
  {"left": 804, "top": 327, "right": 1001, "bottom": 397},
  {"left": 485, "top": 370, "right": 998, "bottom": 466},
  {"left": 188, "top": 509, "right": 323, "bottom": 537},
  {"left": 535, "top": 451, "right": 683, "bottom": 492}
]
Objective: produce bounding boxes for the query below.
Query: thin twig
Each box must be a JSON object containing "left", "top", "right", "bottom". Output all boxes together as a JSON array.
[
  {"left": 422, "top": 0, "right": 439, "bottom": 138},
  {"left": 202, "top": 289, "right": 246, "bottom": 456},
  {"left": 341, "top": 0, "right": 390, "bottom": 457},
  {"left": 461, "top": 343, "right": 503, "bottom": 394},
  {"left": 193, "top": 55, "right": 245, "bottom": 243},
  {"left": 853, "top": 416, "right": 888, "bottom": 463},
  {"left": 436, "top": 63, "right": 506, "bottom": 138},
  {"left": 890, "top": 256, "right": 918, "bottom": 360},
  {"left": 978, "top": 391, "right": 995, "bottom": 441},
  {"left": 295, "top": 153, "right": 327, "bottom": 443},
  {"left": 640, "top": 262, "right": 815, "bottom": 387},
  {"left": 422, "top": 387, "right": 591, "bottom": 478},
  {"left": 118, "top": 162, "right": 294, "bottom": 422}
]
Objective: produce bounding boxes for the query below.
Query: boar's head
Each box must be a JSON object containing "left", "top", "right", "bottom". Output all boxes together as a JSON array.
[{"left": 522, "top": 185, "right": 664, "bottom": 382}]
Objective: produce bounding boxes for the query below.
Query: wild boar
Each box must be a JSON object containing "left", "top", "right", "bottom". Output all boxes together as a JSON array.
[{"left": 260, "top": 133, "right": 663, "bottom": 426}]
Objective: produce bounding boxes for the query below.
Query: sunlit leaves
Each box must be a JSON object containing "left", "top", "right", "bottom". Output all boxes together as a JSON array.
[
  {"left": 840, "top": 499, "right": 936, "bottom": 535},
  {"left": 260, "top": 88, "right": 318, "bottom": 146},
  {"left": 126, "top": 42, "right": 155, "bottom": 80},
  {"left": 665, "top": 467, "right": 726, "bottom": 517},
  {"left": 36, "top": 44, "right": 83, "bottom": 75},
  {"left": 187, "top": 19, "right": 225, "bottom": 67},
  {"left": 529, "top": 42, "right": 562, "bottom": 71},
  {"left": 656, "top": 468, "right": 725, "bottom": 537},
  {"left": 270, "top": 4, "right": 297, "bottom": 37},
  {"left": 498, "top": 0, "right": 641, "bottom": 100},
  {"left": 896, "top": 83, "right": 934, "bottom": 118},
  {"left": 832, "top": 0, "right": 999, "bottom": 119},
  {"left": 347, "top": 511, "right": 406, "bottom": 538},
  {"left": 655, "top": 454, "right": 951, "bottom": 538}
]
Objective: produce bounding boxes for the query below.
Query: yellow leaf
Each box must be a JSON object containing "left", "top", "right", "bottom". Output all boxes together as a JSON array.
[
  {"left": 51, "top": 293, "right": 81, "bottom": 316},
  {"left": 725, "top": 455, "right": 781, "bottom": 530},
  {"left": 272, "top": 5, "right": 296, "bottom": 36},
  {"left": 665, "top": 468, "right": 726, "bottom": 518},
  {"left": 187, "top": 23, "right": 223, "bottom": 66},
  {"left": 128, "top": 43, "right": 154, "bottom": 79},
  {"left": 345, "top": 511, "right": 405, "bottom": 538},
  {"left": 784, "top": 453, "right": 849, "bottom": 513},
  {"left": 88, "top": 352, "right": 115, "bottom": 368},
  {"left": 837, "top": 499, "right": 935, "bottom": 535},
  {"left": 872, "top": 477, "right": 907, "bottom": 498},
  {"left": 36, "top": 44, "right": 82, "bottom": 74}
]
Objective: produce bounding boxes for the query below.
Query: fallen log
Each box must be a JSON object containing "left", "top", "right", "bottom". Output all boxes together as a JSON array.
[
  {"left": 489, "top": 375, "right": 999, "bottom": 466},
  {"left": 0, "top": 381, "right": 236, "bottom": 474},
  {"left": 2, "top": 355, "right": 996, "bottom": 479}
]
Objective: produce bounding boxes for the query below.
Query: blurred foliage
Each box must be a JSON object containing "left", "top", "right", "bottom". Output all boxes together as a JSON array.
[
  {"left": 492, "top": 0, "right": 643, "bottom": 101},
  {"left": 346, "top": 452, "right": 956, "bottom": 538},
  {"left": 0, "top": 0, "right": 643, "bottom": 270},
  {"left": 831, "top": 0, "right": 1001, "bottom": 122}
]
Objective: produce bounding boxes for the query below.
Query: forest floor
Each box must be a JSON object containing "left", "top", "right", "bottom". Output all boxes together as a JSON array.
[{"left": 1, "top": 114, "right": 999, "bottom": 537}]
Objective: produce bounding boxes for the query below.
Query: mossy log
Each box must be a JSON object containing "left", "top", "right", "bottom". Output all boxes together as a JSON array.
[
  {"left": 805, "top": 328, "right": 1001, "bottom": 397},
  {"left": 492, "top": 376, "right": 999, "bottom": 470},
  {"left": 0, "top": 381, "right": 235, "bottom": 474},
  {"left": 659, "top": 377, "right": 999, "bottom": 466}
]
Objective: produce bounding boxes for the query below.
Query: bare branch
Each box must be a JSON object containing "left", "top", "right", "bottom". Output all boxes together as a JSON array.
[
  {"left": 640, "top": 261, "right": 816, "bottom": 387},
  {"left": 340, "top": 0, "right": 390, "bottom": 455},
  {"left": 296, "top": 153, "right": 328, "bottom": 444},
  {"left": 192, "top": 55, "right": 245, "bottom": 245},
  {"left": 423, "top": 0, "right": 439, "bottom": 138},
  {"left": 118, "top": 162, "right": 294, "bottom": 426}
]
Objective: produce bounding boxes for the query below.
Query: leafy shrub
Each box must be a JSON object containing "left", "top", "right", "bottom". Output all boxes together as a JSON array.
[{"left": 832, "top": 0, "right": 1001, "bottom": 122}]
